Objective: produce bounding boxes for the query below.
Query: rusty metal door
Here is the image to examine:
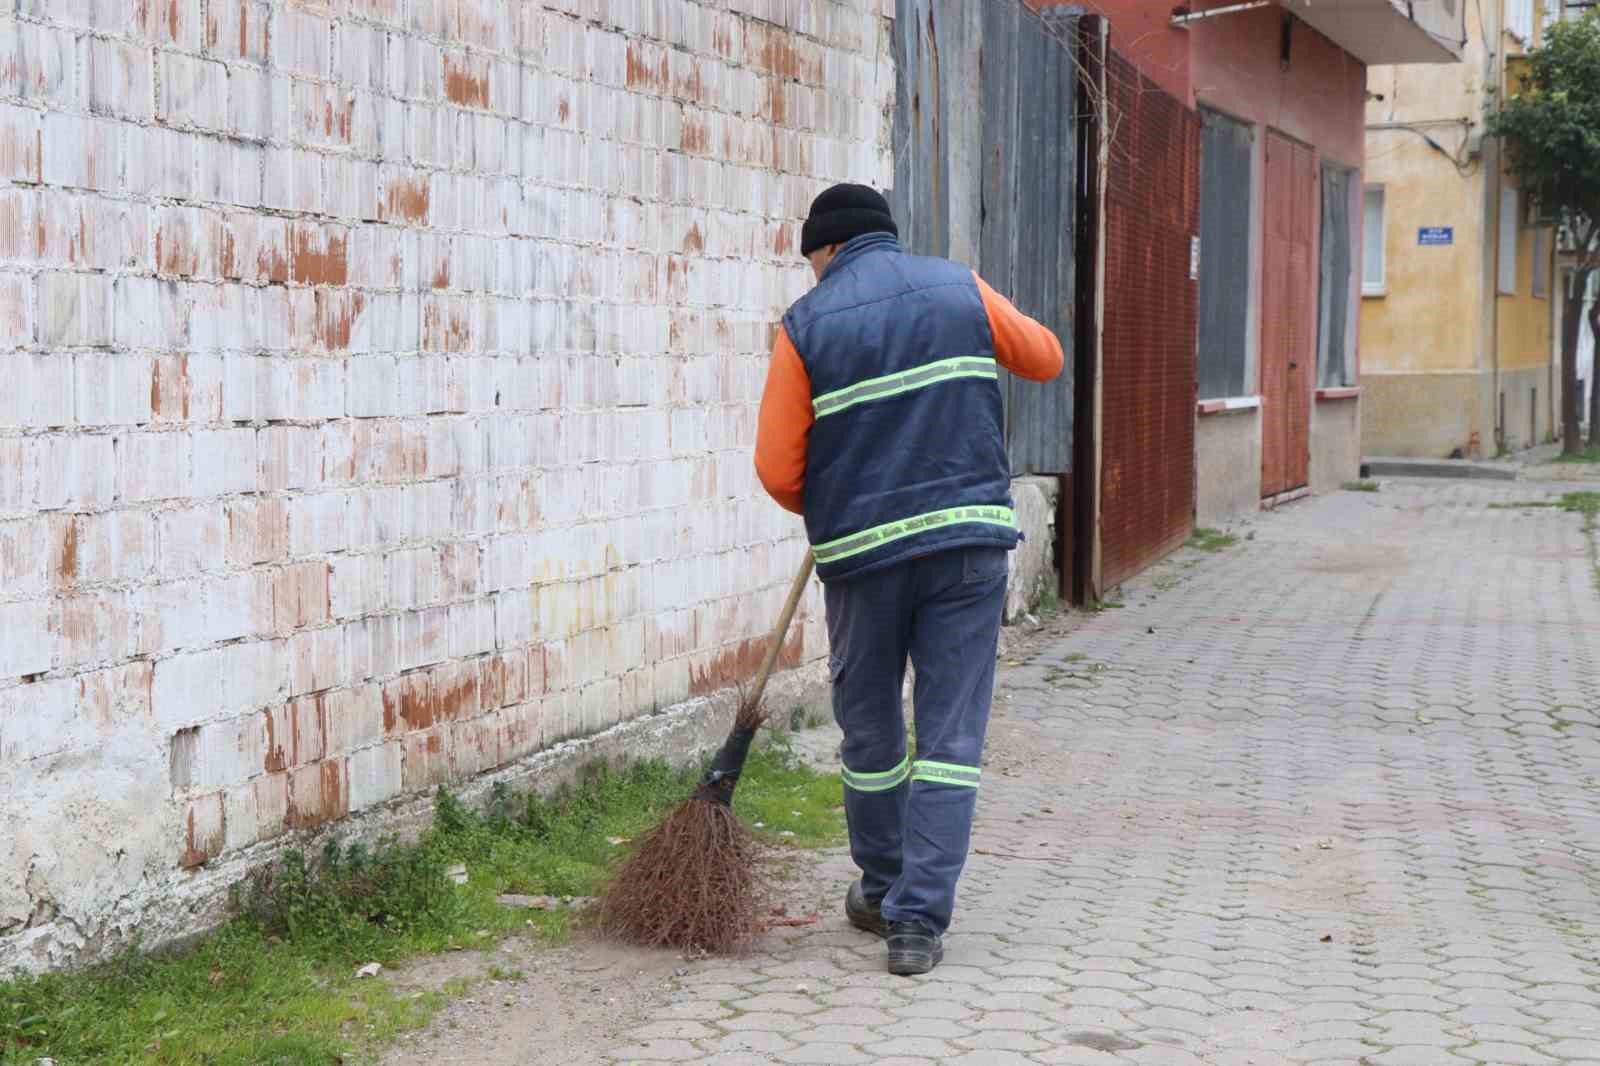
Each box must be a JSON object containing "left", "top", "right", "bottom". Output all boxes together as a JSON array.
[
  {"left": 1098, "top": 50, "right": 1200, "bottom": 590},
  {"left": 1260, "top": 131, "right": 1314, "bottom": 498}
]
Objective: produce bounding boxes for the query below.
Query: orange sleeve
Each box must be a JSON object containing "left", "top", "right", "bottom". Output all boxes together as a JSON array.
[
  {"left": 754, "top": 326, "right": 812, "bottom": 515},
  {"left": 975, "top": 272, "right": 1064, "bottom": 382}
]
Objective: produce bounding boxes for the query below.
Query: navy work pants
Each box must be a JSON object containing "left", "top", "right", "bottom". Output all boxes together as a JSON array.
[{"left": 823, "top": 546, "right": 1008, "bottom": 936}]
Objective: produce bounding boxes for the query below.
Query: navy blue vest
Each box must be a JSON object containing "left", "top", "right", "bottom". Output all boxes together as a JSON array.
[{"left": 782, "top": 233, "right": 1018, "bottom": 583}]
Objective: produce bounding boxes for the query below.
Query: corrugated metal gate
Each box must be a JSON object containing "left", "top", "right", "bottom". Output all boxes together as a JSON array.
[
  {"left": 1261, "top": 130, "right": 1314, "bottom": 497},
  {"left": 1098, "top": 51, "right": 1200, "bottom": 590},
  {"left": 891, "top": 0, "right": 1077, "bottom": 476}
]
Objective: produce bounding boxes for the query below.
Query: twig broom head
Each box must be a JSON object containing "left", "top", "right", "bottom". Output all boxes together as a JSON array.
[{"left": 592, "top": 687, "right": 772, "bottom": 954}]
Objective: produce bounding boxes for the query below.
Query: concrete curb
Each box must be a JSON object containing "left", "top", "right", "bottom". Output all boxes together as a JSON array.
[{"left": 1362, "top": 457, "right": 1520, "bottom": 482}]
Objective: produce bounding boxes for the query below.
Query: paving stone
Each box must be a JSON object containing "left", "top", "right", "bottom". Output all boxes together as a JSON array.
[{"left": 596, "top": 484, "right": 1600, "bottom": 1065}]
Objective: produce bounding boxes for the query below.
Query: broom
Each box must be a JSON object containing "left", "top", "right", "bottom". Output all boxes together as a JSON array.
[{"left": 594, "top": 550, "right": 816, "bottom": 955}]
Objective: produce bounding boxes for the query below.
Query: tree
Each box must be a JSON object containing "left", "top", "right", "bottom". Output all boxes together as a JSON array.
[{"left": 1488, "top": 12, "right": 1600, "bottom": 454}]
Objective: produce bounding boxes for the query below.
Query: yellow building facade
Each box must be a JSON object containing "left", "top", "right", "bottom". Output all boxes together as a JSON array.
[{"left": 1362, "top": 0, "right": 1559, "bottom": 458}]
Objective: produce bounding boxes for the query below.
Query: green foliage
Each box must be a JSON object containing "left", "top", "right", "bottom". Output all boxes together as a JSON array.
[
  {"left": 1, "top": 747, "right": 844, "bottom": 1066},
  {"left": 1554, "top": 444, "right": 1600, "bottom": 463},
  {"left": 1186, "top": 527, "right": 1238, "bottom": 552},
  {"left": 1342, "top": 480, "right": 1381, "bottom": 493},
  {"left": 1487, "top": 12, "right": 1600, "bottom": 263}
]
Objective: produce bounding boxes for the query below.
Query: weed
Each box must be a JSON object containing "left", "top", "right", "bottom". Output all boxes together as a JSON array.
[
  {"left": 1342, "top": 480, "right": 1380, "bottom": 493},
  {"left": 1553, "top": 444, "right": 1600, "bottom": 464},
  {"left": 1560, "top": 491, "right": 1600, "bottom": 517},
  {"left": 1186, "top": 527, "right": 1238, "bottom": 552},
  {"left": 1488, "top": 500, "right": 1560, "bottom": 510},
  {"left": 0, "top": 751, "right": 844, "bottom": 1065}
]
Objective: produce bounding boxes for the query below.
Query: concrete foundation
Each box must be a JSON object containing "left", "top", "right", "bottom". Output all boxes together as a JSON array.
[
  {"left": 1310, "top": 397, "right": 1363, "bottom": 493},
  {"left": 1362, "top": 368, "right": 1553, "bottom": 458},
  {"left": 1362, "top": 370, "right": 1486, "bottom": 458},
  {"left": 1006, "top": 477, "right": 1061, "bottom": 623},
  {"left": 1497, "top": 366, "right": 1554, "bottom": 453},
  {"left": 1195, "top": 410, "right": 1262, "bottom": 528}
]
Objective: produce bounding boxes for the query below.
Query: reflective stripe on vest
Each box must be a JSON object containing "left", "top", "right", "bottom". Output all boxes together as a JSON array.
[
  {"left": 841, "top": 754, "right": 910, "bottom": 793},
  {"left": 911, "top": 759, "right": 981, "bottom": 789},
  {"left": 811, "top": 505, "right": 1017, "bottom": 566},
  {"left": 811, "top": 356, "right": 998, "bottom": 419}
]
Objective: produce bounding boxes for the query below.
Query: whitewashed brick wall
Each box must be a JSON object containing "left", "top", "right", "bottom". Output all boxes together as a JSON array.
[{"left": 0, "top": 0, "right": 895, "bottom": 971}]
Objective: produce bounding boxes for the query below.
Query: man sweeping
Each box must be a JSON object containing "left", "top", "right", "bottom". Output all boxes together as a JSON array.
[{"left": 755, "top": 183, "right": 1064, "bottom": 975}]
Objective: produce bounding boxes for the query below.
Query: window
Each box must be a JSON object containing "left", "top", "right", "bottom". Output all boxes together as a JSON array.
[
  {"left": 1196, "top": 109, "right": 1254, "bottom": 400},
  {"left": 1499, "top": 187, "right": 1519, "bottom": 295},
  {"left": 1533, "top": 227, "right": 1551, "bottom": 298},
  {"left": 1319, "top": 166, "right": 1357, "bottom": 388},
  {"left": 1508, "top": 0, "right": 1535, "bottom": 40},
  {"left": 1362, "top": 186, "right": 1385, "bottom": 296},
  {"left": 1543, "top": 0, "right": 1561, "bottom": 36}
]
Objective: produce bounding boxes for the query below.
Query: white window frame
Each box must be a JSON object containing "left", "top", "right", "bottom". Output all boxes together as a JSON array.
[
  {"left": 1362, "top": 185, "right": 1386, "bottom": 297},
  {"left": 1498, "top": 187, "right": 1520, "bottom": 296}
]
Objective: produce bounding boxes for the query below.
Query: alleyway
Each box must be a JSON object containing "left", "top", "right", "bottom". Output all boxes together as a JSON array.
[{"left": 594, "top": 478, "right": 1600, "bottom": 1066}]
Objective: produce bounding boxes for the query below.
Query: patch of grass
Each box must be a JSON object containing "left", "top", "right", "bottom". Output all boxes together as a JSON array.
[
  {"left": 1561, "top": 492, "right": 1600, "bottom": 594},
  {"left": 1560, "top": 490, "right": 1600, "bottom": 517},
  {"left": 1553, "top": 444, "right": 1600, "bottom": 464},
  {"left": 1342, "top": 480, "right": 1380, "bottom": 493},
  {"left": 735, "top": 736, "right": 850, "bottom": 849},
  {"left": 1488, "top": 500, "right": 1561, "bottom": 510},
  {"left": 0, "top": 750, "right": 843, "bottom": 1065},
  {"left": 1186, "top": 527, "right": 1238, "bottom": 552}
]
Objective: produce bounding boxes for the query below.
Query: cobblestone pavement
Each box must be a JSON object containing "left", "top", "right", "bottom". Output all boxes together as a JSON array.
[{"left": 601, "top": 479, "right": 1600, "bottom": 1066}]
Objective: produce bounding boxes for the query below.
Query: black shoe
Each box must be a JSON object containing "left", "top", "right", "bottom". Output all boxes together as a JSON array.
[
  {"left": 886, "top": 921, "right": 944, "bottom": 976},
  {"left": 845, "top": 881, "right": 890, "bottom": 938}
]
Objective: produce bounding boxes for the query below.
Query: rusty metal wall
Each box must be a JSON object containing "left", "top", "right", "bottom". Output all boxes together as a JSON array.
[
  {"left": 891, "top": 0, "right": 1077, "bottom": 476},
  {"left": 1099, "top": 50, "right": 1200, "bottom": 590}
]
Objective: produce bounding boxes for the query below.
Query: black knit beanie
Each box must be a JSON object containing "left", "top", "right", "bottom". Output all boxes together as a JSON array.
[{"left": 800, "top": 183, "right": 898, "bottom": 257}]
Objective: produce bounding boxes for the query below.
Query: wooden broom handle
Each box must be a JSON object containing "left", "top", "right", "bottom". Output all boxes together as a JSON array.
[{"left": 747, "top": 550, "right": 815, "bottom": 709}]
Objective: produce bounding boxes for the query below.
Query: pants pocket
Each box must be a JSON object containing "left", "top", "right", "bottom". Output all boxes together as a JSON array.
[{"left": 962, "top": 547, "right": 1009, "bottom": 585}]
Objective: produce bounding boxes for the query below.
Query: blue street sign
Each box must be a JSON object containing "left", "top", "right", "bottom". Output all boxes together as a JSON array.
[{"left": 1418, "top": 227, "right": 1454, "bottom": 246}]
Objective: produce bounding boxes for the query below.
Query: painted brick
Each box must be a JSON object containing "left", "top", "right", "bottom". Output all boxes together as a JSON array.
[
  {"left": 38, "top": 273, "right": 114, "bottom": 347},
  {"left": 180, "top": 792, "right": 226, "bottom": 867},
  {"left": 210, "top": 569, "right": 275, "bottom": 643},
  {"left": 85, "top": 37, "right": 155, "bottom": 121},
  {"left": 152, "top": 639, "right": 288, "bottom": 729},
  {"left": 180, "top": 714, "right": 267, "bottom": 791},
  {"left": 0, "top": 105, "right": 42, "bottom": 184},
  {"left": 41, "top": 113, "right": 124, "bottom": 192},
  {"left": 205, "top": 0, "right": 271, "bottom": 64},
  {"left": 273, "top": 560, "right": 332, "bottom": 633},
  {"left": 274, "top": 7, "right": 333, "bottom": 78},
  {"left": 0, "top": 0, "right": 888, "bottom": 967},
  {"left": 67, "top": 509, "right": 158, "bottom": 586},
  {"left": 54, "top": 589, "right": 139, "bottom": 669},
  {"left": 157, "top": 504, "right": 226, "bottom": 576},
  {"left": 323, "top": 684, "right": 386, "bottom": 755},
  {"left": 0, "top": 355, "right": 72, "bottom": 430},
  {"left": 21, "top": 434, "right": 117, "bottom": 513},
  {"left": 346, "top": 740, "right": 402, "bottom": 812},
  {"left": 192, "top": 429, "right": 259, "bottom": 497},
  {"left": 224, "top": 769, "right": 289, "bottom": 849},
  {"left": 73, "top": 353, "right": 154, "bottom": 427},
  {"left": 0, "top": 601, "right": 55, "bottom": 680},
  {"left": 2, "top": 20, "right": 75, "bottom": 104},
  {"left": 117, "top": 431, "right": 191, "bottom": 502}
]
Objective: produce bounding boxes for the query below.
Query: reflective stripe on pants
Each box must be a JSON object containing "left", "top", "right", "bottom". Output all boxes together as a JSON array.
[{"left": 826, "top": 545, "right": 1007, "bottom": 936}]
